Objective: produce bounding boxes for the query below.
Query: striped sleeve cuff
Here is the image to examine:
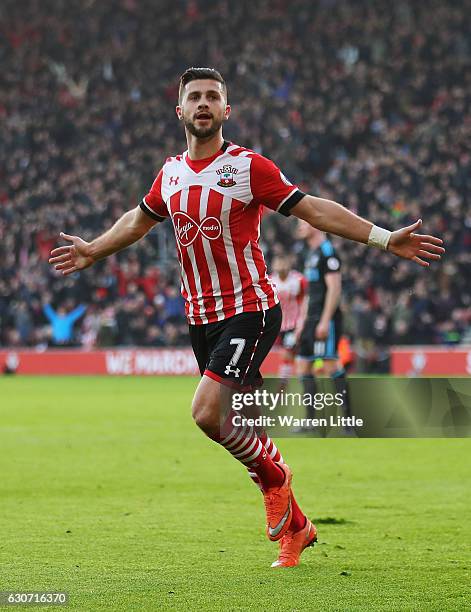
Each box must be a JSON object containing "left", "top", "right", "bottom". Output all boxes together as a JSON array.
[
  {"left": 139, "top": 198, "right": 167, "bottom": 222},
  {"left": 277, "top": 189, "right": 306, "bottom": 217}
]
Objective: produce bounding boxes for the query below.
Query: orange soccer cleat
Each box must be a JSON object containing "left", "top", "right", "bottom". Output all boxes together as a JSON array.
[
  {"left": 271, "top": 519, "right": 318, "bottom": 568},
  {"left": 263, "top": 462, "right": 293, "bottom": 541}
]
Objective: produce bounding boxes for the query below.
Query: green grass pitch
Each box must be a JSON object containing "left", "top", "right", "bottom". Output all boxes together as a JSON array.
[{"left": 0, "top": 376, "right": 469, "bottom": 611}]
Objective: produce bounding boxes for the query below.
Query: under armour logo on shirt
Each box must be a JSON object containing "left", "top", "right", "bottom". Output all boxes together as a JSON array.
[{"left": 169, "top": 176, "right": 179, "bottom": 185}]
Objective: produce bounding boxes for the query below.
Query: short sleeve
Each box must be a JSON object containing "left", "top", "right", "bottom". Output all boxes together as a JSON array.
[
  {"left": 140, "top": 169, "right": 168, "bottom": 221},
  {"left": 321, "top": 247, "right": 342, "bottom": 275},
  {"left": 250, "top": 154, "right": 305, "bottom": 216}
]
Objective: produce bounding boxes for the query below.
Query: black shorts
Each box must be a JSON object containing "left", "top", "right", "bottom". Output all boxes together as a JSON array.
[
  {"left": 189, "top": 304, "right": 282, "bottom": 388},
  {"left": 298, "top": 312, "right": 342, "bottom": 360}
]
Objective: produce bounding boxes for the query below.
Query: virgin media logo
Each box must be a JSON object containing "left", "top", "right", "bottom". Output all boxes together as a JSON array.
[{"left": 173, "top": 211, "right": 222, "bottom": 247}]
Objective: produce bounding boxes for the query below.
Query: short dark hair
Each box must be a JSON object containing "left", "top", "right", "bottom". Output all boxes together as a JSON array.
[{"left": 178, "top": 67, "right": 227, "bottom": 103}]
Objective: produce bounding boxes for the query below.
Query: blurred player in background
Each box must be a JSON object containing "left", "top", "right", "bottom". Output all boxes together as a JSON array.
[
  {"left": 271, "top": 255, "right": 307, "bottom": 387},
  {"left": 48, "top": 67, "right": 444, "bottom": 569},
  {"left": 295, "top": 221, "right": 352, "bottom": 430}
]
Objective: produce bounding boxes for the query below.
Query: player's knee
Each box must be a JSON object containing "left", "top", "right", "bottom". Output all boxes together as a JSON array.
[
  {"left": 297, "top": 360, "right": 311, "bottom": 376},
  {"left": 323, "top": 360, "right": 338, "bottom": 376},
  {"left": 192, "top": 398, "right": 220, "bottom": 437}
]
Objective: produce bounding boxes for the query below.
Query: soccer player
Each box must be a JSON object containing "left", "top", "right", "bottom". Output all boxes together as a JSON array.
[
  {"left": 295, "top": 222, "right": 352, "bottom": 430},
  {"left": 48, "top": 67, "right": 444, "bottom": 568},
  {"left": 270, "top": 255, "right": 307, "bottom": 386}
]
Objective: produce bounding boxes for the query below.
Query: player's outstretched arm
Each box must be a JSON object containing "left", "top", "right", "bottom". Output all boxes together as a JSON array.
[
  {"left": 291, "top": 195, "right": 445, "bottom": 267},
  {"left": 48, "top": 206, "right": 157, "bottom": 276}
]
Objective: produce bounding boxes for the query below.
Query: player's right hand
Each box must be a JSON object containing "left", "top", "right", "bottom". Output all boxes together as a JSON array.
[{"left": 48, "top": 232, "right": 95, "bottom": 276}]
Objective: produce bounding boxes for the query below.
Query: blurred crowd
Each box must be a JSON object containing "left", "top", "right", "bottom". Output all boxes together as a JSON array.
[{"left": 1, "top": 0, "right": 470, "bottom": 367}]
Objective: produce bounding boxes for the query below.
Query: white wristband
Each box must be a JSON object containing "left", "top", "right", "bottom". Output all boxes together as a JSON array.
[{"left": 368, "top": 225, "right": 391, "bottom": 250}]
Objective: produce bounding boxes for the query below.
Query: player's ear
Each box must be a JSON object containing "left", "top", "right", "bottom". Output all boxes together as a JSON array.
[
  {"left": 224, "top": 104, "right": 231, "bottom": 120},
  {"left": 176, "top": 105, "right": 183, "bottom": 120}
]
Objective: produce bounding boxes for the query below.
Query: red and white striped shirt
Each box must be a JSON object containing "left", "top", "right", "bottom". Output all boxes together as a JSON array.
[
  {"left": 140, "top": 141, "right": 305, "bottom": 325},
  {"left": 271, "top": 270, "right": 307, "bottom": 332}
]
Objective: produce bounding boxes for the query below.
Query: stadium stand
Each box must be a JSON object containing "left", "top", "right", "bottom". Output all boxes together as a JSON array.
[{"left": 1, "top": 0, "right": 470, "bottom": 368}]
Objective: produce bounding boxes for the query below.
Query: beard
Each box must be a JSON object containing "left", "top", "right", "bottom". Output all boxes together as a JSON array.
[{"left": 184, "top": 115, "right": 224, "bottom": 139}]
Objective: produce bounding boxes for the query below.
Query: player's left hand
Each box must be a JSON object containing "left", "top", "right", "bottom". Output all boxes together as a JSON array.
[
  {"left": 388, "top": 219, "right": 445, "bottom": 267},
  {"left": 315, "top": 320, "right": 329, "bottom": 340}
]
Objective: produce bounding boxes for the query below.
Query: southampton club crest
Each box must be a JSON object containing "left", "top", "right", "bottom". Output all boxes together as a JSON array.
[{"left": 216, "top": 164, "right": 238, "bottom": 188}]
